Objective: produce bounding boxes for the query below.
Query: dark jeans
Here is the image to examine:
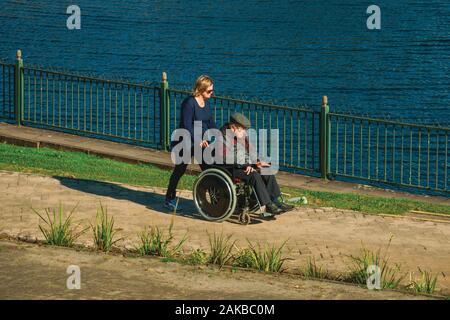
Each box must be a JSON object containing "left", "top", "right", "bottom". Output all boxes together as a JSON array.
[
  {"left": 165, "top": 145, "right": 208, "bottom": 201},
  {"left": 233, "top": 169, "right": 281, "bottom": 206}
]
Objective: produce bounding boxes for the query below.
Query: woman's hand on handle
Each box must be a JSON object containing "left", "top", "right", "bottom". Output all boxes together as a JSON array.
[
  {"left": 256, "top": 161, "right": 270, "bottom": 168},
  {"left": 200, "top": 140, "right": 209, "bottom": 148}
]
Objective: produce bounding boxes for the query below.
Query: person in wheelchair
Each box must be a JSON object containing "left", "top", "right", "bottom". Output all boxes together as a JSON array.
[{"left": 215, "top": 112, "right": 295, "bottom": 219}]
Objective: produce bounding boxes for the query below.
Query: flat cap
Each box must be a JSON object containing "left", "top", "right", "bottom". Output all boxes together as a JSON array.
[{"left": 230, "top": 112, "right": 251, "bottom": 129}]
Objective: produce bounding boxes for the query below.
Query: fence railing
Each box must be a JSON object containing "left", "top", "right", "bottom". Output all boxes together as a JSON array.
[
  {"left": 19, "top": 56, "right": 162, "bottom": 148},
  {"left": 328, "top": 113, "right": 449, "bottom": 193},
  {"left": 2, "top": 50, "right": 449, "bottom": 194},
  {"left": 166, "top": 88, "right": 321, "bottom": 173},
  {"left": 0, "top": 62, "right": 15, "bottom": 121}
]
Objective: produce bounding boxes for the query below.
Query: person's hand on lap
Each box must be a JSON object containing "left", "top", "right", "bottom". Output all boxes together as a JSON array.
[{"left": 245, "top": 166, "right": 255, "bottom": 175}]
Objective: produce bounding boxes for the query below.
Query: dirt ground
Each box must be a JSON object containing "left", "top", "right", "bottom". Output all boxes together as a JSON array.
[
  {"left": 0, "top": 240, "right": 433, "bottom": 299},
  {"left": 0, "top": 170, "right": 449, "bottom": 297}
]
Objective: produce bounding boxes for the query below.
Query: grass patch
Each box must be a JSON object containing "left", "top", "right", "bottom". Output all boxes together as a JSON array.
[
  {"left": 1, "top": 142, "right": 449, "bottom": 215},
  {"left": 244, "top": 240, "right": 288, "bottom": 273},
  {"left": 283, "top": 186, "right": 450, "bottom": 215},
  {"left": 300, "top": 257, "right": 334, "bottom": 280},
  {"left": 233, "top": 248, "right": 255, "bottom": 269},
  {"left": 91, "top": 204, "right": 121, "bottom": 252},
  {"left": 207, "top": 231, "right": 236, "bottom": 268},
  {"left": 407, "top": 268, "right": 438, "bottom": 294},
  {"left": 183, "top": 248, "right": 208, "bottom": 265},
  {"left": 342, "top": 238, "right": 405, "bottom": 289},
  {"left": 136, "top": 221, "right": 187, "bottom": 258},
  {"left": 33, "top": 203, "right": 88, "bottom": 246},
  {"left": 0, "top": 142, "right": 196, "bottom": 191}
]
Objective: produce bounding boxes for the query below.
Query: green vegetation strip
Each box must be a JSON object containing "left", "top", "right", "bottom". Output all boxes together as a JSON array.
[
  {"left": 30, "top": 203, "right": 442, "bottom": 295},
  {"left": 0, "top": 142, "right": 449, "bottom": 215}
]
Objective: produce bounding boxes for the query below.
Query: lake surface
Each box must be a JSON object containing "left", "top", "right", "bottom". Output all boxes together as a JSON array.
[{"left": 0, "top": 0, "right": 449, "bottom": 126}]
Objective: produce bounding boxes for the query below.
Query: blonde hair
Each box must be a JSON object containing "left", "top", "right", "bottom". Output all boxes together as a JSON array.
[{"left": 192, "top": 75, "right": 213, "bottom": 97}]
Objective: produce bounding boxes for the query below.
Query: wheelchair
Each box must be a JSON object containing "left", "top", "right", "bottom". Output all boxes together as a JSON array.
[{"left": 193, "top": 165, "right": 262, "bottom": 225}]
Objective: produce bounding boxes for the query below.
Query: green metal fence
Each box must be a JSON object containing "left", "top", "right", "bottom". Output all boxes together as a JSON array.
[
  {"left": 2, "top": 50, "right": 449, "bottom": 194},
  {"left": 166, "top": 88, "right": 321, "bottom": 173},
  {"left": 329, "top": 113, "right": 449, "bottom": 193},
  {"left": 20, "top": 64, "right": 162, "bottom": 148},
  {"left": 0, "top": 62, "right": 15, "bottom": 121}
]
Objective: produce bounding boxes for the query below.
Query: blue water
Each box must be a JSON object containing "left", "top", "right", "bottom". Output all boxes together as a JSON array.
[{"left": 1, "top": 0, "right": 449, "bottom": 126}]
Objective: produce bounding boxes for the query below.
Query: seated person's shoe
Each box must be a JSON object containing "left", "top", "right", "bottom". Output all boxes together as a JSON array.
[
  {"left": 275, "top": 200, "right": 295, "bottom": 212},
  {"left": 265, "top": 202, "right": 284, "bottom": 215},
  {"left": 260, "top": 211, "right": 276, "bottom": 220},
  {"left": 164, "top": 199, "right": 182, "bottom": 211}
]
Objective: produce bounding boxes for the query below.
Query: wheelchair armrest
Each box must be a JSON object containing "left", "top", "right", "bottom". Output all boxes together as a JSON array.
[{"left": 203, "top": 164, "right": 236, "bottom": 179}]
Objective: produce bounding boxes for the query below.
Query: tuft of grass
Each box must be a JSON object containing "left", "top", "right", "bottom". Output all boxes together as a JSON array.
[
  {"left": 407, "top": 268, "right": 438, "bottom": 294},
  {"left": 300, "top": 257, "right": 333, "bottom": 280},
  {"left": 233, "top": 248, "right": 255, "bottom": 269},
  {"left": 207, "top": 231, "right": 236, "bottom": 268},
  {"left": 91, "top": 204, "right": 121, "bottom": 252},
  {"left": 32, "top": 202, "right": 87, "bottom": 246},
  {"left": 245, "top": 240, "right": 288, "bottom": 273},
  {"left": 136, "top": 221, "right": 187, "bottom": 258},
  {"left": 183, "top": 248, "right": 208, "bottom": 265},
  {"left": 342, "top": 238, "right": 405, "bottom": 289}
]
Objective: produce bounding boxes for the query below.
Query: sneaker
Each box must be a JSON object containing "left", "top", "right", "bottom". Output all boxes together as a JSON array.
[
  {"left": 265, "top": 202, "right": 284, "bottom": 215},
  {"left": 164, "top": 199, "right": 182, "bottom": 211}
]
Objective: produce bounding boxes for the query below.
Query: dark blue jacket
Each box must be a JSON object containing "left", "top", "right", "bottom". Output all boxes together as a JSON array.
[{"left": 173, "top": 96, "right": 218, "bottom": 147}]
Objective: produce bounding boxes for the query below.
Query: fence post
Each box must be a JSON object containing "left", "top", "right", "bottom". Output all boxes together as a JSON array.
[
  {"left": 160, "top": 72, "right": 170, "bottom": 150},
  {"left": 14, "top": 49, "right": 24, "bottom": 126},
  {"left": 320, "top": 95, "right": 330, "bottom": 179}
]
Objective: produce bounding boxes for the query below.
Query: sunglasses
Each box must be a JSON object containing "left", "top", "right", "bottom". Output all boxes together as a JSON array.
[
  {"left": 233, "top": 125, "right": 245, "bottom": 131},
  {"left": 205, "top": 89, "right": 214, "bottom": 94}
]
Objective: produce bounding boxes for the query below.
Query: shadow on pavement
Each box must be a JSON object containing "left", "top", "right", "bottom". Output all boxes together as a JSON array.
[{"left": 54, "top": 176, "right": 203, "bottom": 221}]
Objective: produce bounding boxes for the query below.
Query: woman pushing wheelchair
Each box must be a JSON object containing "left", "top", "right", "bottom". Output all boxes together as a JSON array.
[{"left": 164, "top": 75, "right": 217, "bottom": 211}]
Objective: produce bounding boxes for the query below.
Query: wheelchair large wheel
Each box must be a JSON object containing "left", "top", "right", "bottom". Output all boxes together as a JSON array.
[{"left": 193, "top": 168, "right": 237, "bottom": 222}]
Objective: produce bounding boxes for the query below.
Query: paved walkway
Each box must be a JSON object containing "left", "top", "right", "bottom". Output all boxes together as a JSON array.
[
  {"left": 0, "top": 171, "right": 449, "bottom": 295},
  {"left": 0, "top": 122, "right": 448, "bottom": 206}
]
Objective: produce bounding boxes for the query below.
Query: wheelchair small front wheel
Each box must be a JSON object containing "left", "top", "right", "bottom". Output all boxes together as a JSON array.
[{"left": 239, "top": 211, "right": 251, "bottom": 225}]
